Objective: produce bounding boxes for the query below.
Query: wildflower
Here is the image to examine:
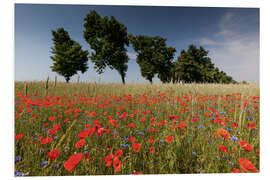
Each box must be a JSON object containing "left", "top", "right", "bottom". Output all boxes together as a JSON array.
[
  {"left": 231, "top": 136, "right": 238, "bottom": 141},
  {"left": 148, "top": 137, "right": 154, "bottom": 144},
  {"left": 128, "top": 136, "right": 135, "bottom": 143},
  {"left": 75, "top": 139, "right": 86, "bottom": 149},
  {"left": 104, "top": 154, "right": 114, "bottom": 166},
  {"left": 47, "top": 149, "right": 60, "bottom": 161},
  {"left": 64, "top": 153, "right": 82, "bottom": 172},
  {"left": 192, "top": 152, "right": 197, "bottom": 156},
  {"left": 132, "top": 143, "right": 141, "bottom": 152},
  {"left": 218, "top": 128, "right": 230, "bottom": 140},
  {"left": 138, "top": 132, "right": 145, "bottom": 136},
  {"left": 218, "top": 145, "right": 228, "bottom": 153},
  {"left": 247, "top": 122, "right": 257, "bottom": 129},
  {"left": 113, "top": 157, "right": 122, "bottom": 172},
  {"left": 15, "top": 133, "right": 24, "bottom": 141},
  {"left": 132, "top": 172, "right": 143, "bottom": 175},
  {"left": 238, "top": 139, "right": 253, "bottom": 152},
  {"left": 232, "top": 168, "right": 244, "bottom": 173},
  {"left": 114, "top": 149, "right": 123, "bottom": 157},
  {"left": 165, "top": 136, "right": 174, "bottom": 143},
  {"left": 53, "top": 164, "right": 59, "bottom": 168},
  {"left": 41, "top": 161, "right": 48, "bottom": 167},
  {"left": 15, "top": 156, "right": 22, "bottom": 163},
  {"left": 40, "top": 137, "right": 53, "bottom": 145},
  {"left": 238, "top": 158, "right": 258, "bottom": 173},
  {"left": 150, "top": 147, "right": 155, "bottom": 153}
]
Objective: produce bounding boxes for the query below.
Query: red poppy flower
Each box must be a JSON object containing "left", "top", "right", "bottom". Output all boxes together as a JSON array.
[
  {"left": 128, "top": 136, "right": 135, "bottom": 143},
  {"left": 75, "top": 139, "right": 85, "bottom": 149},
  {"left": 47, "top": 149, "right": 60, "bottom": 160},
  {"left": 113, "top": 157, "right": 122, "bottom": 172},
  {"left": 53, "top": 124, "right": 61, "bottom": 131},
  {"left": 48, "top": 129, "right": 57, "bottom": 135},
  {"left": 218, "top": 145, "right": 228, "bottom": 153},
  {"left": 114, "top": 149, "right": 123, "bottom": 157},
  {"left": 247, "top": 122, "right": 256, "bottom": 129},
  {"left": 232, "top": 168, "right": 244, "bottom": 173},
  {"left": 64, "top": 153, "right": 82, "bottom": 172},
  {"left": 128, "top": 123, "right": 135, "bottom": 128},
  {"left": 148, "top": 137, "right": 154, "bottom": 144},
  {"left": 238, "top": 158, "right": 258, "bottom": 173},
  {"left": 165, "top": 136, "right": 174, "bottom": 143},
  {"left": 218, "top": 128, "right": 230, "bottom": 139},
  {"left": 150, "top": 147, "right": 155, "bottom": 153},
  {"left": 40, "top": 137, "right": 53, "bottom": 145},
  {"left": 140, "top": 117, "right": 145, "bottom": 122},
  {"left": 238, "top": 140, "right": 253, "bottom": 152},
  {"left": 104, "top": 154, "right": 114, "bottom": 167},
  {"left": 132, "top": 143, "right": 141, "bottom": 152},
  {"left": 178, "top": 121, "right": 186, "bottom": 129},
  {"left": 132, "top": 172, "right": 143, "bottom": 175},
  {"left": 78, "top": 130, "right": 89, "bottom": 139},
  {"left": 232, "top": 123, "right": 239, "bottom": 128},
  {"left": 15, "top": 133, "right": 24, "bottom": 140},
  {"left": 48, "top": 116, "right": 56, "bottom": 122}
]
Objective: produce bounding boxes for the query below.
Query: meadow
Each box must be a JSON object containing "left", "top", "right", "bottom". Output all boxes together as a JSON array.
[{"left": 14, "top": 81, "right": 260, "bottom": 176}]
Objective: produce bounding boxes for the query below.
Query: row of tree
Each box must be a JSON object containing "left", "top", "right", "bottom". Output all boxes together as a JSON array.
[{"left": 50, "top": 10, "right": 236, "bottom": 84}]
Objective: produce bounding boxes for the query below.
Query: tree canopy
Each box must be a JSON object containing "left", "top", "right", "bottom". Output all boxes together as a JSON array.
[
  {"left": 129, "top": 34, "right": 176, "bottom": 83},
  {"left": 83, "top": 10, "right": 129, "bottom": 84},
  {"left": 172, "top": 45, "right": 236, "bottom": 84},
  {"left": 50, "top": 28, "right": 89, "bottom": 83}
]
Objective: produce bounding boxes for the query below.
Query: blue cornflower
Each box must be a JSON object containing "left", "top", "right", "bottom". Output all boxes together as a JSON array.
[
  {"left": 22, "top": 120, "right": 27, "bottom": 123},
  {"left": 248, "top": 117, "right": 254, "bottom": 120},
  {"left": 21, "top": 165, "right": 25, "bottom": 169},
  {"left": 228, "top": 129, "right": 234, "bottom": 132},
  {"left": 34, "top": 137, "right": 38, "bottom": 141},
  {"left": 53, "top": 164, "right": 59, "bottom": 168},
  {"left": 220, "top": 112, "right": 226, "bottom": 115},
  {"left": 229, "top": 162, "right": 234, "bottom": 166},
  {"left": 123, "top": 137, "right": 129, "bottom": 141},
  {"left": 41, "top": 161, "right": 48, "bottom": 167},
  {"left": 15, "top": 157, "right": 22, "bottom": 163},
  {"left": 15, "top": 171, "right": 26, "bottom": 177},
  {"left": 40, "top": 149, "right": 44, "bottom": 153},
  {"left": 231, "top": 136, "right": 238, "bottom": 141},
  {"left": 138, "top": 132, "right": 145, "bottom": 136},
  {"left": 83, "top": 151, "right": 88, "bottom": 154},
  {"left": 192, "top": 152, "right": 196, "bottom": 156},
  {"left": 200, "top": 126, "right": 204, "bottom": 129},
  {"left": 53, "top": 136, "right": 58, "bottom": 140},
  {"left": 160, "top": 139, "right": 164, "bottom": 143}
]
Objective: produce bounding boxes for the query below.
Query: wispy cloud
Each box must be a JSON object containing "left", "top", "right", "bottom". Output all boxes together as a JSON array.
[{"left": 198, "top": 10, "right": 259, "bottom": 83}]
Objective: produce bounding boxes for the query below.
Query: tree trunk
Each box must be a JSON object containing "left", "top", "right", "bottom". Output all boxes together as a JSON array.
[
  {"left": 149, "top": 78, "right": 153, "bottom": 84},
  {"left": 121, "top": 74, "right": 125, "bottom": 85},
  {"left": 65, "top": 77, "right": 70, "bottom": 83}
]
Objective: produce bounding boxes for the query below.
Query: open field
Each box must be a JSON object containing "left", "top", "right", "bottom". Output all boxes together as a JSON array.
[{"left": 14, "top": 82, "right": 260, "bottom": 176}]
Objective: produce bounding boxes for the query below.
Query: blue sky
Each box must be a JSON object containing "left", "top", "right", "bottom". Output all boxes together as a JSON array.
[{"left": 15, "top": 4, "right": 259, "bottom": 83}]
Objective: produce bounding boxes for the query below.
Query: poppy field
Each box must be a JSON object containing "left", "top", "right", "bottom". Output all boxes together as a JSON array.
[{"left": 14, "top": 82, "right": 260, "bottom": 176}]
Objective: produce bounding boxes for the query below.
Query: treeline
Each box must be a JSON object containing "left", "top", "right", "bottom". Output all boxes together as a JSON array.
[{"left": 50, "top": 10, "right": 236, "bottom": 84}]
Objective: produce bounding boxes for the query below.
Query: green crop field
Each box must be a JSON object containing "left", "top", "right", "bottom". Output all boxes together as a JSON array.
[{"left": 14, "top": 82, "right": 260, "bottom": 176}]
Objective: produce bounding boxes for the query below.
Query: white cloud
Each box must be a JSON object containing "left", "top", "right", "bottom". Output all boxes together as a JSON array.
[{"left": 198, "top": 11, "right": 259, "bottom": 83}]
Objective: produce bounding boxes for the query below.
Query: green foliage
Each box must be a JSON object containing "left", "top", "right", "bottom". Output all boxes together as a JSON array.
[
  {"left": 173, "top": 45, "right": 236, "bottom": 84},
  {"left": 129, "top": 35, "right": 176, "bottom": 83},
  {"left": 83, "top": 10, "right": 129, "bottom": 84},
  {"left": 50, "top": 28, "right": 89, "bottom": 83}
]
